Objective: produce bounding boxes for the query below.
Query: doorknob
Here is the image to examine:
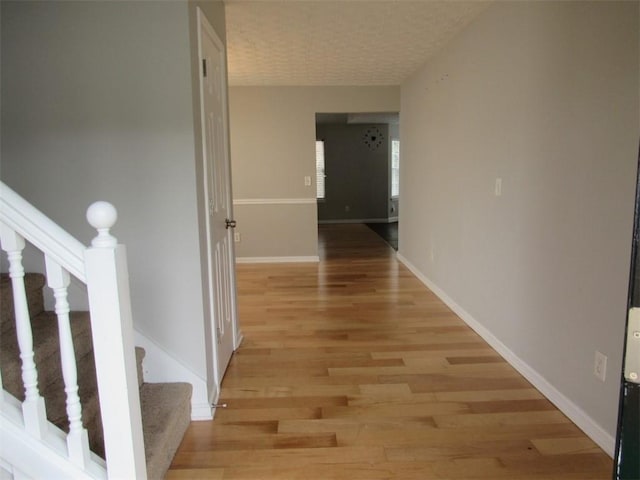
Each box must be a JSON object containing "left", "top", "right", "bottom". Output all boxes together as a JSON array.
[{"left": 225, "top": 218, "right": 237, "bottom": 229}]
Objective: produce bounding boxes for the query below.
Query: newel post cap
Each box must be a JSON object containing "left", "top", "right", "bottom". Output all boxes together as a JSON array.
[{"left": 87, "top": 201, "right": 118, "bottom": 248}]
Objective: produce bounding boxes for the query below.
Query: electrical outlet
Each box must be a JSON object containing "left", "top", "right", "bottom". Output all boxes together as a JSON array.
[
  {"left": 594, "top": 351, "right": 607, "bottom": 382},
  {"left": 304, "top": 176, "right": 312, "bottom": 186},
  {"left": 345, "top": 205, "right": 350, "bottom": 212},
  {"left": 234, "top": 232, "right": 241, "bottom": 243}
]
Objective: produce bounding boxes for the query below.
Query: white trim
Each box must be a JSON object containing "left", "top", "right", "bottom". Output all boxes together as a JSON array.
[
  {"left": 233, "top": 198, "right": 316, "bottom": 205},
  {"left": 236, "top": 256, "right": 320, "bottom": 264},
  {"left": 396, "top": 253, "right": 616, "bottom": 458},
  {"left": 318, "top": 218, "right": 391, "bottom": 224},
  {"left": 1, "top": 394, "right": 106, "bottom": 479},
  {"left": 208, "top": 384, "right": 220, "bottom": 420},
  {"left": 85, "top": 245, "right": 147, "bottom": 479},
  {"left": 134, "top": 330, "right": 213, "bottom": 421}
]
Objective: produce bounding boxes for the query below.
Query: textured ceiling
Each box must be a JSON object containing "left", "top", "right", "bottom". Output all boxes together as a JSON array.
[{"left": 224, "top": 1, "right": 491, "bottom": 86}]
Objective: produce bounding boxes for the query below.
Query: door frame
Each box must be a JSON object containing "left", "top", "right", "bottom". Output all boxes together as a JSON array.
[{"left": 614, "top": 144, "right": 640, "bottom": 479}]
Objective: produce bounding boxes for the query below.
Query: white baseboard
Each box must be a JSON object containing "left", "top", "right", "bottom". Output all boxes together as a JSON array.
[
  {"left": 233, "top": 198, "right": 316, "bottom": 205},
  {"left": 133, "top": 331, "right": 213, "bottom": 421},
  {"left": 208, "top": 384, "right": 222, "bottom": 420},
  {"left": 318, "top": 218, "right": 392, "bottom": 224},
  {"left": 236, "top": 256, "right": 320, "bottom": 264},
  {"left": 396, "top": 253, "right": 616, "bottom": 458}
]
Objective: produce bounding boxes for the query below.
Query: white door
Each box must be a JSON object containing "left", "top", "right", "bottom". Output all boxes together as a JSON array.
[{"left": 198, "top": 9, "right": 239, "bottom": 387}]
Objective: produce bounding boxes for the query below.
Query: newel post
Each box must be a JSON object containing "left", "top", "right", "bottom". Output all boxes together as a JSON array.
[{"left": 84, "top": 202, "right": 147, "bottom": 480}]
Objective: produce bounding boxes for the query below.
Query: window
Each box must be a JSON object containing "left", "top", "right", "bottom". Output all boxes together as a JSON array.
[
  {"left": 316, "top": 140, "right": 325, "bottom": 199},
  {"left": 391, "top": 140, "right": 400, "bottom": 197}
]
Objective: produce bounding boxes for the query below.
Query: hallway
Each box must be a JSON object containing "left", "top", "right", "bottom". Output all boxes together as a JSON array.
[{"left": 167, "top": 224, "right": 612, "bottom": 479}]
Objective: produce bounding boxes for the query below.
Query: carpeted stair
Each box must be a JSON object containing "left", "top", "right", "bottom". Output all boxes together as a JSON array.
[{"left": 0, "top": 273, "right": 192, "bottom": 479}]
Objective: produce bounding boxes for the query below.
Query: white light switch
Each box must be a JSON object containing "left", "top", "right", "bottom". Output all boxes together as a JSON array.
[
  {"left": 594, "top": 351, "right": 607, "bottom": 382},
  {"left": 495, "top": 178, "right": 502, "bottom": 197},
  {"left": 304, "top": 176, "right": 312, "bottom": 186}
]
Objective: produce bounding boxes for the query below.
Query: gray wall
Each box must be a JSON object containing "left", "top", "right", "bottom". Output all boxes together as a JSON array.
[
  {"left": 317, "top": 123, "right": 389, "bottom": 223},
  {"left": 1, "top": 1, "right": 227, "bottom": 390},
  {"left": 400, "top": 0, "right": 639, "bottom": 445},
  {"left": 228, "top": 86, "right": 400, "bottom": 259}
]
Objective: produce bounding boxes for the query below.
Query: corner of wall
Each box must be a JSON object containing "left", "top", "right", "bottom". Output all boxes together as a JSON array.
[{"left": 134, "top": 330, "right": 213, "bottom": 421}]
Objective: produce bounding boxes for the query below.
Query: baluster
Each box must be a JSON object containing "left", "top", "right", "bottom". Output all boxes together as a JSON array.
[
  {"left": 0, "top": 225, "right": 47, "bottom": 437},
  {"left": 44, "top": 256, "right": 90, "bottom": 467}
]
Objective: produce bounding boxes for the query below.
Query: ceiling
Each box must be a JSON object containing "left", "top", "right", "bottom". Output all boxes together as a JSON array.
[{"left": 224, "top": 0, "right": 491, "bottom": 87}]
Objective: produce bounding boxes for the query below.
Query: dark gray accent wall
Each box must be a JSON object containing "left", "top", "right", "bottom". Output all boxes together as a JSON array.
[{"left": 317, "top": 123, "right": 390, "bottom": 222}]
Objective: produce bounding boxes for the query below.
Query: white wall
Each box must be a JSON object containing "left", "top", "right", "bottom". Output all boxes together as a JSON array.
[
  {"left": 229, "top": 86, "right": 400, "bottom": 259},
  {"left": 399, "top": 1, "right": 639, "bottom": 452},
  {"left": 1, "top": 1, "right": 225, "bottom": 392}
]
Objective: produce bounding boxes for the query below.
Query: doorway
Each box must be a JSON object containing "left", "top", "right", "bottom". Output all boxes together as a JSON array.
[
  {"left": 614, "top": 146, "right": 640, "bottom": 479},
  {"left": 314, "top": 112, "right": 400, "bottom": 249}
]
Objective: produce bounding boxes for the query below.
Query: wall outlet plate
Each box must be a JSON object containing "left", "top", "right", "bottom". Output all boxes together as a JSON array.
[
  {"left": 494, "top": 178, "right": 502, "bottom": 196},
  {"left": 594, "top": 351, "right": 607, "bottom": 382}
]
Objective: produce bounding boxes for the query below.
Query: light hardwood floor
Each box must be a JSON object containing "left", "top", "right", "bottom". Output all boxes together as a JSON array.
[{"left": 167, "top": 224, "right": 612, "bottom": 479}]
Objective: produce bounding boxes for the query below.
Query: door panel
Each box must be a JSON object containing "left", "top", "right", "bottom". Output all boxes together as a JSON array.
[
  {"left": 198, "top": 9, "right": 237, "bottom": 387},
  {"left": 614, "top": 146, "right": 640, "bottom": 480}
]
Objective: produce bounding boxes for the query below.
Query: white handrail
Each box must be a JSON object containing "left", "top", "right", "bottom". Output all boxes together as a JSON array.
[{"left": 0, "top": 182, "right": 86, "bottom": 282}]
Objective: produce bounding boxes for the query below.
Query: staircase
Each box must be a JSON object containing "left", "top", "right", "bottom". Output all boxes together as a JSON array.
[{"left": 0, "top": 183, "right": 192, "bottom": 479}]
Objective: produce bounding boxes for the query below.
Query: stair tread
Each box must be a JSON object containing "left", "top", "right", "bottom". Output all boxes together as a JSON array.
[
  {"left": 0, "top": 272, "right": 46, "bottom": 291},
  {"left": 1, "top": 273, "right": 46, "bottom": 330},
  {"left": 1, "top": 310, "right": 94, "bottom": 399},
  {"left": 140, "top": 382, "right": 192, "bottom": 480}
]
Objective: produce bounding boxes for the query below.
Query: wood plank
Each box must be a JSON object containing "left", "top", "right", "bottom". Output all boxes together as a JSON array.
[
  {"left": 531, "top": 436, "right": 605, "bottom": 455},
  {"left": 165, "top": 468, "right": 224, "bottom": 479},
  {"left": 446, "top": 355, "right": 506, "bottom": 364},
  {"left": 221, "top": 384, "right": 361, "bottom": 399},
  {"left": 181, "top": 432, "right": 338, "bottom": 452},
  {"left": 433, "top": 410, "right": 571, "bottom": 428},
  {"left": 278, "top": 418, "right": 584, "bottom": 446},
  {"left": 171, "top": 446, "right": 387, "bottom": 469}
]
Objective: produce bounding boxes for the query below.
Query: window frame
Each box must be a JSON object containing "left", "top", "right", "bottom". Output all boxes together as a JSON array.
[
  {"left": 316, "top": 140, "right": 326, "bottom": 200},
  {"left": 391, "top": 139, "right": 400, "bottom": 198}
]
